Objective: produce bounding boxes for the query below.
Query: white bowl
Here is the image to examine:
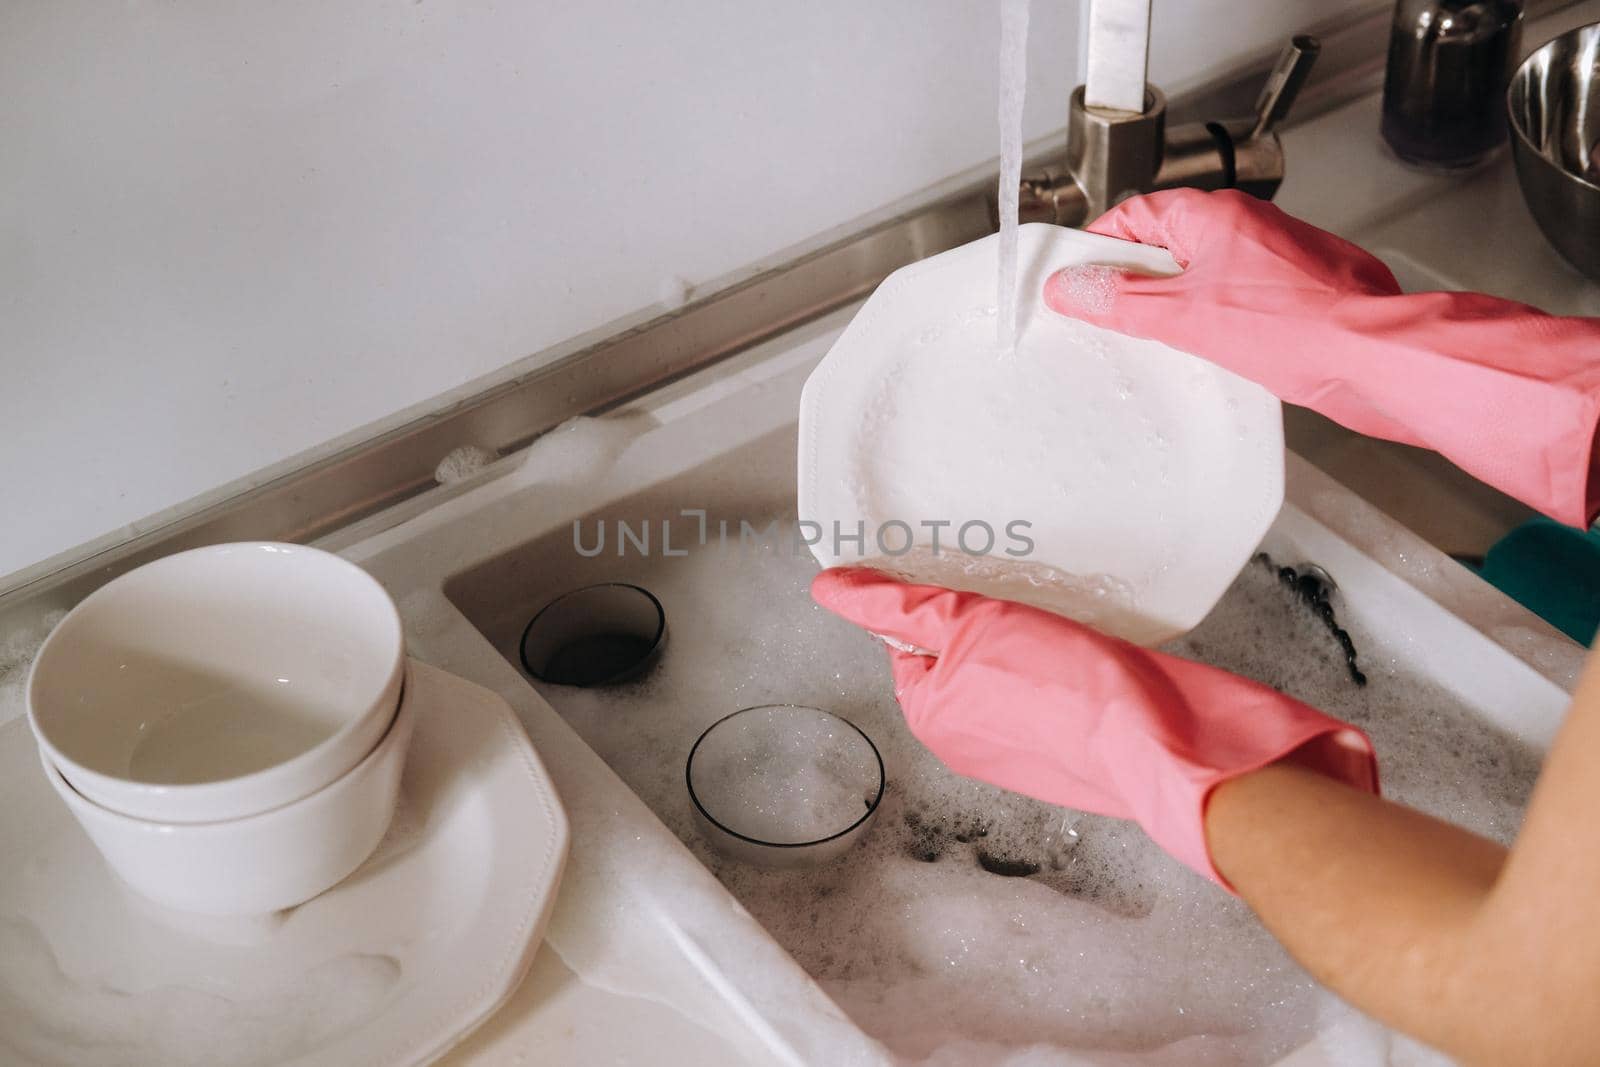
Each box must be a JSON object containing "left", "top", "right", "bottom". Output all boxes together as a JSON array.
[
  {"left": 40, "top": 662, "right": 417, "bottom": 916},
  {"left": 797, "top": 223, "right": 1284, "bottom": 646},
  {"left": 28, "top": 542, "right": 404, "bottom": 822}
]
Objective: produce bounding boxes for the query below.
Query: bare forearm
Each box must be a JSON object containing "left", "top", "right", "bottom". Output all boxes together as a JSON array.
[
  {"left": 1207, "top": 762, "right": 1511, "bottom": 1061},
  {"left": 1208, "top": 745, "right": 1600, "bottom": 1065},
  {"left": 1207, "top": 646, "right": 1600, "bottom": 1063}
]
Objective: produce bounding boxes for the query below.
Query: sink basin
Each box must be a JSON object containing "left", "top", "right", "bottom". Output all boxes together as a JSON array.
[{"left": 410, "top": 309, "right": 1570, "bottom": 1065}]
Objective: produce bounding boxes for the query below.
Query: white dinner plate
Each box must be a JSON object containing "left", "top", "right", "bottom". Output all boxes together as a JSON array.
[
  {"left": 798, "top": 222, "right": 1284, "bottom": 645},
  {"left": 0, "top": 659, "right": 567, "bottom": 1067}
]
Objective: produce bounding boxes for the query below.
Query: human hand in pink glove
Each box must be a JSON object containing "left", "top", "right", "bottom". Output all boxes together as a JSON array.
[
  {"left": 1045, "top": 188, "right": 1600, "bottom": 529},
  {"left": 812, "top": 566, "right": 1378, "bottom": 888}
]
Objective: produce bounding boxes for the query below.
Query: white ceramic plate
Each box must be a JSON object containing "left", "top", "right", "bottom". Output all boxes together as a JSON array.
[
  {"left": 0, "top": 660, "right": 568, "bottom": 1067},
  {"left": 798, "top": 223, "right": 1284, "bottom": 645}
]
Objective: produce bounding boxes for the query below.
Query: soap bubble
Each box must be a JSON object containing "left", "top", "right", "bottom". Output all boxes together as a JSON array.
[
  {"left": 658, "top": 275, "right": 693, "bottom": 310},
  {"left": 1047, "top": 265, "right": 1121, "bottom": 316},
  {"left": 433, "top": 445, "right": 495, "bottom": 486}
]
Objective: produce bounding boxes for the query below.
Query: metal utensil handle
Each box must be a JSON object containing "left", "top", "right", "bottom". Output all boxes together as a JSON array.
[{"left": 1250, "top": 35, "right": 1321, "bottom": 140}]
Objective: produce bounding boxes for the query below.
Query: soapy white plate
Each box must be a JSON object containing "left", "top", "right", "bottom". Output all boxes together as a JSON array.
[
  {"left": 798, "top": 222, "right": 1284, "bottom": 645},
  {"left": 0, "top": 660, "right": 568, "bottom": 1067}
]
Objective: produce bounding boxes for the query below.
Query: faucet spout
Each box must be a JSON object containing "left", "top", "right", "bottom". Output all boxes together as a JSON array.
[{"left": 1013, "top": 34, "right": 1320, "bottom": 229}]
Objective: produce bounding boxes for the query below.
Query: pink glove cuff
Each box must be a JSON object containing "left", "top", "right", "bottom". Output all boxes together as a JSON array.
[{"left": 1145, "top": 712, "right": 1378, "bottom": 886}]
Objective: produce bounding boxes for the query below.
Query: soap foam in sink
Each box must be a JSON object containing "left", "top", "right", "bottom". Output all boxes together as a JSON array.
[
  {"left": 516, "top": 412, "right": 659, "bottom": 483},
  {"left": 530, "top": 500, "right": 1542, "bottom": 1064},
  {"left": 691, "top": 705, "right": 881, "bottom": 844}
]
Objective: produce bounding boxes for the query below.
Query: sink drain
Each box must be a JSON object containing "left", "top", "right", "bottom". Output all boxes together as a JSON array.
[{"left": 519, "top": 583, "right": 666, "bottom": 687}]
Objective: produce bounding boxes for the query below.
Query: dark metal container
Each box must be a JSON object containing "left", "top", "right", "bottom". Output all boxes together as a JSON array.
[{"left": 1382, "top": 0, "right": 1524, "bottom": 169}]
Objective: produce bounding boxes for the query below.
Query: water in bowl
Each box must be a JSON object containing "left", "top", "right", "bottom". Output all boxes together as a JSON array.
[{"left": 125, "top": 666, "right": 338, "bottom": 784}]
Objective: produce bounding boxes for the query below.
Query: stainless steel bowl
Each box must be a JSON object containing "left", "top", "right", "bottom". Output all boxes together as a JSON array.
[{"left": 1507, "top": 22, "right": 1600, "bottom": 279}]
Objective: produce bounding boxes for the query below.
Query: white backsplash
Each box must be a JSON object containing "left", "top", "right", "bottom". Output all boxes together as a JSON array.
[{"left": 1, "top": 0, "right": 1374, "bottom": 581}]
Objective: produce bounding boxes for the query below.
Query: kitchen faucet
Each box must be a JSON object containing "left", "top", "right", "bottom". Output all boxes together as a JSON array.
[{"left": 1016, "top": 6, "right": 1321, "bottom": 228}]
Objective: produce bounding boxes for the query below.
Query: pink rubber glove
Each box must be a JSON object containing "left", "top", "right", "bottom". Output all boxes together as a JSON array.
[
  {"left": 812, "top": 566, "right": 1379, "bottom": 888},
  {"left": 1044, "top": 188, "right": 1600, "bottom": 529}
]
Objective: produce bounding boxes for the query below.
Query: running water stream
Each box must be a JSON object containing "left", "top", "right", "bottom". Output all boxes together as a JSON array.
[{"left": 996, "top": 0, "right": 1031, "bottom": 353}]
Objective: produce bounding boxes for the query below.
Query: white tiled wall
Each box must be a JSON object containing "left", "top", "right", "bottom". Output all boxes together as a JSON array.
[{"left": 1, "top": 0, "right": 1373, "bottom": 579}]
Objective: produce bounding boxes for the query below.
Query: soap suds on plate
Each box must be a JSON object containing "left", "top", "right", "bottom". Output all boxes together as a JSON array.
[{"left": 829, "top": 291, "right": 1273, "bottom": 645}]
